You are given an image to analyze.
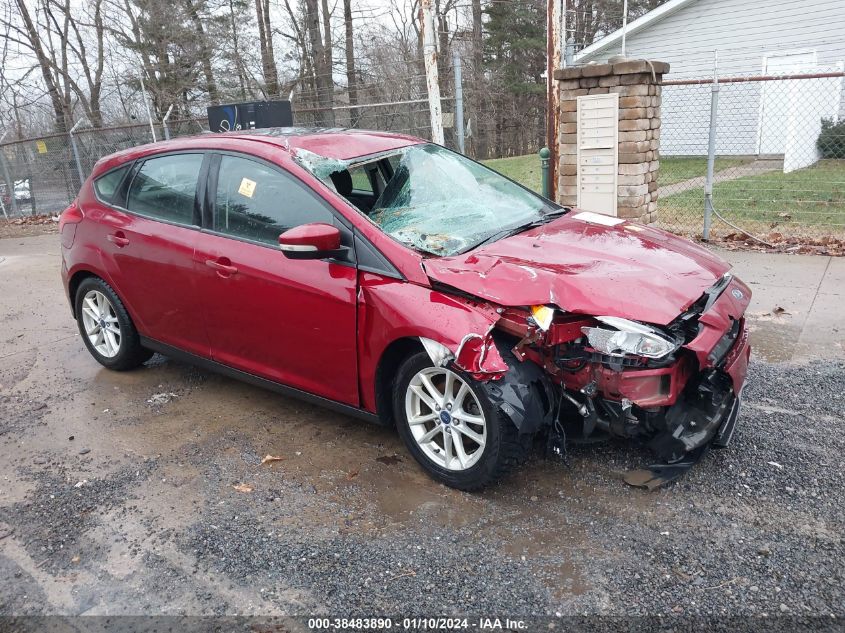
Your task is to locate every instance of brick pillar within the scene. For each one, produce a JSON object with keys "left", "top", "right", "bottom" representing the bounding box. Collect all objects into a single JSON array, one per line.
[{"left": 553, "top": 59, "right": 669, "bottom": 223}]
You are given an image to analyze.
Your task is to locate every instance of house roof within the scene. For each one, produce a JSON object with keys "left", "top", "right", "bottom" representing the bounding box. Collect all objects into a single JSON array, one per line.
[{"left": 574, "top": 0, "right": 699, "bottom": 63}]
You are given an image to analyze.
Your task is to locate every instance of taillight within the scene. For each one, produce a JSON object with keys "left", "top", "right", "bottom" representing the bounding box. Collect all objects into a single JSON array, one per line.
[{"left": 59, "top": 200, "right": 84, "bottom": 232}]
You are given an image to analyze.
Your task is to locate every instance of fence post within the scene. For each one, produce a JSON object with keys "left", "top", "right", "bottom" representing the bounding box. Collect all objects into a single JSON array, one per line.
[
  {"left": 0, "top": 131, "right": 19, "bottom": 217},
  {"left": 162, "top": 104, "right": 174, "bottom": 141},
  {"left": 68, "top": 119, "right": 86, "bottom": 191},
  {"left": 453, "top": 52, "right": 465, "bottom": 154},
  {"left": 540, "top": 147, "right": 551, "bottom": 199},
  {"left": 703, "top": 56, "right": 720, "bottom": 241}
]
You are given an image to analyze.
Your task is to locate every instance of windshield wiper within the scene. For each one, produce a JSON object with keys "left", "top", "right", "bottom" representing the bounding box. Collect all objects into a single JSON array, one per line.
[
  {"left": 462, "top": 207, "right": 566, "bottom": 254},
  {"left": 463, "top": 218, "right": 546, "bottom": 253}
]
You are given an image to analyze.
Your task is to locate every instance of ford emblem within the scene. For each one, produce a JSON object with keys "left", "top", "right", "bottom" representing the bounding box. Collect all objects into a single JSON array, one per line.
[{"left": 731, "top": 288, "right": 743, "bottom": 300}]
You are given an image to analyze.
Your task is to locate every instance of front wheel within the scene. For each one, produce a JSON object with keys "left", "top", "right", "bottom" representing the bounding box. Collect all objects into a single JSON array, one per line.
[
  {"left": 393, "top": 352, "right": 530, "bottom": 491},
  {"left": 75, "top": 277, "right": 152, "bottom": 371}
]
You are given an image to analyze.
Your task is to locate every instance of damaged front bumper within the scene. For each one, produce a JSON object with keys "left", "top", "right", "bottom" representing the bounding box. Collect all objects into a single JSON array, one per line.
[
  {"left": 456, "top": 274, "right": 750, "bottom": 479},
  {"left": 418, "top": 273, "right": 751, "bottom": 487}
]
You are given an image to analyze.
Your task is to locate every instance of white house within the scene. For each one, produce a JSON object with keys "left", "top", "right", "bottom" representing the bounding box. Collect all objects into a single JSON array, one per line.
[{"left": 574, "top": 0, "right": 845, "bottom": 170}]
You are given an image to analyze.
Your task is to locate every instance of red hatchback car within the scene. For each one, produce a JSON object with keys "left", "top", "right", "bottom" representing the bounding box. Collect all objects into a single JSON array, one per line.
[{"left": 60, "top": 129, "right": 751, "bottom": 490}]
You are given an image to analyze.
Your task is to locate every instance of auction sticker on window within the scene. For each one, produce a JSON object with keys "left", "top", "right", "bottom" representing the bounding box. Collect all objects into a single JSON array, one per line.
[{"left": 238, "top": 177, "right": 257, "bottom": 198}]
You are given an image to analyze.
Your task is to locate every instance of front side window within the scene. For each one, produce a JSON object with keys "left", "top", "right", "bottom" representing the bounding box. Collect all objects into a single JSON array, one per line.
[
  {"left": 126, "top": 154, "right": 203, "bottom": 224},
  {"left": 213, "top": 155, "right": 334, "bottom": 245}
]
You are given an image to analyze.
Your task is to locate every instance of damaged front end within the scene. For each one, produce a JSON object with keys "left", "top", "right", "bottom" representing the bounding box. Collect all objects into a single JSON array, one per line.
[{"left": 432, "top": 273, "right": 752, "bottom": 488}]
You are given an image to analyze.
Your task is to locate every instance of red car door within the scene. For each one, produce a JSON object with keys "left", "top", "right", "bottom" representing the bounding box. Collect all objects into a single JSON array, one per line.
[
  {"left": 92, "top": 152, "right": 209, "bottom": 357},
  {"left": 193, "top": 153, "right": 359, "bottom": 405}
]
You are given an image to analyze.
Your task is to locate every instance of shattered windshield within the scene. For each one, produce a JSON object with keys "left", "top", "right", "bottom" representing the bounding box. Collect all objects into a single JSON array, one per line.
[{"left": 297, "top": 143, "right": 560, "bottom": 257}]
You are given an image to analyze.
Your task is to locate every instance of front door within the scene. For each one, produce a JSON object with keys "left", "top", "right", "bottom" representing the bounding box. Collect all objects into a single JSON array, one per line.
[{"left": 193, "top": 153, "right": 359, "bottom": 405}]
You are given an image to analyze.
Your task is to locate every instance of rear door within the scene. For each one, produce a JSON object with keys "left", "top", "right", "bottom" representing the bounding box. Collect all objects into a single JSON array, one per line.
[
  {"left": 193, "top": 153, "right": 359, "bottom": 404},
  {"left": 95, "top": 152, "right": 210, "bottom": 357}
]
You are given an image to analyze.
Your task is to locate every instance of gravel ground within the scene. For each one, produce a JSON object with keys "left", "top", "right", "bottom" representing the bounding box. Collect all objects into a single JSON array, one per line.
[
  {"left": 0, "top": 235, "right": 843, "bottom": 623},
  {"left": 1, "top": 359, "right": 843, "bottom": 619}
]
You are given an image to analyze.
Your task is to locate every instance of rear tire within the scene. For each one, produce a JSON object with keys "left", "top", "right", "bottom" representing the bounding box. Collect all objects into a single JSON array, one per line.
[
  {"left": 75, "top": 277, "right": 152, "bottom": 371},
  {"left": 393, "top": 351, "right": 530, "bottom": 491}
]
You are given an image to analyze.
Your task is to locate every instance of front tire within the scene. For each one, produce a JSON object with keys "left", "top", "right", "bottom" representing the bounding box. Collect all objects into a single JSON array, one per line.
[
  {"left": 75, "top": 277, "right": 152, "bottom": 371},
  {"left": 393, "top": 351, "right": 530, "bottom": 491}
]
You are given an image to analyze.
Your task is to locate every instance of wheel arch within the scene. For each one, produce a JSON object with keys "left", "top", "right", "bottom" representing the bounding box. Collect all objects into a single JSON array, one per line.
[
  {"left": 374, "top": 336, "right": 425, "bottom": 427},
  {"left": 68, "top": 270, "right": 140, "bottom": 334},
  {"left": 68, "top": 269, "right": 100, "bottom": 319}
]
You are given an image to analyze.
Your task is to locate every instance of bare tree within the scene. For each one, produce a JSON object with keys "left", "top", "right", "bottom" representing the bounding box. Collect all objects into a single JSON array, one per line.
[
  {"left": 255, "top": 0, "right": 279, "bottom": 96},
  {"left": 304, "top": 0, "right": 334, "bottom": 125},
  {"left": 185, "top": 0, "right": 220, "bottom": 105},
  {"left": 7, "top": 0, "right": 68, "bottom": 131}
]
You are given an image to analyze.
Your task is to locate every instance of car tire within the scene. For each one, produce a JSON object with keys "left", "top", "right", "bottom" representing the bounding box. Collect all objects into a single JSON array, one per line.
[
  {"left": 75, "top": 277, "right": 153, "bottom": 371},
  {"left": 393, "top": 351, "right": 530, "bottom": 491}
]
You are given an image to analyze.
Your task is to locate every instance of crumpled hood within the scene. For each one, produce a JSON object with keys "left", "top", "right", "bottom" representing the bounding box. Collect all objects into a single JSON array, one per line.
[{"left": 423, "top": 212, "right": 732, "bottom": 326}]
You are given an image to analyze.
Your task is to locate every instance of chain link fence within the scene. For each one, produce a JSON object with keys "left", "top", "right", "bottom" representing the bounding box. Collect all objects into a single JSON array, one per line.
[
  {"left": 658, "top": 69, "right": 845, "bottom": 243},
  {"left": 0, "top": 94, "right": 463, "bottom": 220},
  {"left": 0, "top": 118, "right": 207, "bottom": 219}
]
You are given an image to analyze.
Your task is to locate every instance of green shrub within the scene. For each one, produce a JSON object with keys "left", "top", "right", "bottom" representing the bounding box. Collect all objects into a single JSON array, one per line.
[{"left": 817, "top": 118, "right": 845, "bottom": 159}]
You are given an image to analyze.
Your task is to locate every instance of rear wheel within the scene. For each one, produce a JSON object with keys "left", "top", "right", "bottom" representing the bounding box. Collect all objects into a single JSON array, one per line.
[
  {"left": 75, "top": 277, "right": 152, "bottom": 370},
  {"left": 393, "top": 352, "right": 530, "bottom": 490}
]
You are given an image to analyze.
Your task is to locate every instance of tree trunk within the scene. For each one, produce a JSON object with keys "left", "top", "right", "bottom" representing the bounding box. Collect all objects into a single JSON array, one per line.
[
  {"left": 304, "top": 0, "right": 334, "bottom": 125},
  {"left": 343, "top": 0, "right": 358, "bottom": 127},
  {"left": 15, "top": 0, "right": 67, "bottom": 131},
  {"left": 255, "top": 0, "right": 279, "bottom": 96}
]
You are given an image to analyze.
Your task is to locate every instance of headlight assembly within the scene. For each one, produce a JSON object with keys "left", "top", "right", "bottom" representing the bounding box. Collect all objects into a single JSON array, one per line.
[{"left": 581, "top": 316, "right": 680, "bottom": 359}]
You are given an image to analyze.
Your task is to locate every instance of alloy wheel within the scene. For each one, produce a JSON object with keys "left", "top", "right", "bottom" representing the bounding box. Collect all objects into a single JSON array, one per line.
[
  {"left": 80, "top": 290, "right": 122, "bottom": 358},
  {"left": 405, "top": 367, "right": 487, "bottom": 471}
]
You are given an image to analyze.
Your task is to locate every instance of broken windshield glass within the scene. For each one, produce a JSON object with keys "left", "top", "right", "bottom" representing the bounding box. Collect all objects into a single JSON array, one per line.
[{"left": 299, "top": 143, "right": 559, "bottom": 257}]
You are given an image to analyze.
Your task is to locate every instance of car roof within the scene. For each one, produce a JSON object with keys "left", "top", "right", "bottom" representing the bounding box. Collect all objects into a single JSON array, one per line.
[
  {"left": 99, "top": 127, "right": 423, "bottom": 170},
  {"left": 227, "top": 127, "right": 423, "bottom": 160}
]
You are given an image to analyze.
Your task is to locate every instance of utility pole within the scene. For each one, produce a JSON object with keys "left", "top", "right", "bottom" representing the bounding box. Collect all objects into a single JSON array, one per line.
[
  {"left": 421, "top": 0, "right": 444, "bottom": 145},
  {"left": 546, "top": 0, "right": 565, "bottom": 200},
  {"left": 453, "top": 52, "right": 465, "bottom": 154}
]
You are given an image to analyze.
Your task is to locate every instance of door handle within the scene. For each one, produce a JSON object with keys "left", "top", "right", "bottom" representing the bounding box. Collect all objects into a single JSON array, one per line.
[
  {"left": 205, "top": 258, "right": 239, "bottom": 276},
  {"left": 107, "top": 232, "right": 130, "bottom": 247}
]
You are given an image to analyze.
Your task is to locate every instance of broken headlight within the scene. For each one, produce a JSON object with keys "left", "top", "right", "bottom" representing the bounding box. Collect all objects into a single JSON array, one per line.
[{"left": 581, "top": 316, "right": 680, "bottom": 359}]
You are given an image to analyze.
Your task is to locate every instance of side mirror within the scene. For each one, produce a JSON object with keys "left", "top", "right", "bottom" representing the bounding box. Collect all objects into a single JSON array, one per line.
[{"left": 278, "top": 222, "right": 344, "bottom": 260}]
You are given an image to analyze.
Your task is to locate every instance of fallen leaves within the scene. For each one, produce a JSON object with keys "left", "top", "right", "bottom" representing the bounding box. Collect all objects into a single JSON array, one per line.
[
  {"left": 8, "top": 214, "right": 58, "bottom": 226},
  {"left": 232, "top": 483, "right": 254, "bottom": 493},
  {"left": 718, "top": 232, "right": 845, "bottom": 256}
]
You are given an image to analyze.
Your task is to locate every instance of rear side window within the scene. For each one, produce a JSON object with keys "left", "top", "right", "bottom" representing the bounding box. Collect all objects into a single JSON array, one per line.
[
  {"left": 126, "top": 154, "right": 203, "bottom": 224},
  {"left": 213, "top": 155, "right": 334, "bottom": 245},
  {"left": 94, "top": 166, "right": 129, "bottom": 203}
]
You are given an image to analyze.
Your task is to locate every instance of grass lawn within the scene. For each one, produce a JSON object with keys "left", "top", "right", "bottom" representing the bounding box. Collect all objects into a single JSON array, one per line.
[
  {"left": 658, "top": 156, "right": 753, "bottom": 186},
  {"left": 483, "top": 154, "right": 542, "bottom": 193},
  {"left": 660, "top": 159, "right": 845, "bottom": 237},
  {"left": 484, "top": 153, "right": 845, "bottom": 239},
  {"left": 483, "top": 154, "right": 753, "bottom": 192}
]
